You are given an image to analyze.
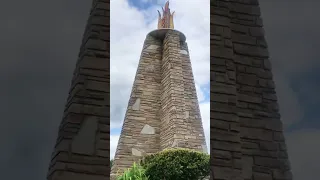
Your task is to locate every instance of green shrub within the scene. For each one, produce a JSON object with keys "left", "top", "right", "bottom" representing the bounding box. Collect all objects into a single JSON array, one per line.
[
  {"left": 117, "top": 162, "right": 149, "bottom": 180},
  {"left": 140, "top": 148, "right": 210, "bottom": 180}
]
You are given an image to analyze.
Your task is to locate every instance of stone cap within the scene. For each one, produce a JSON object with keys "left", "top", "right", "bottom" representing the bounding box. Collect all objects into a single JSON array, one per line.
[{"left": 148, "top": 28, "right": 186, "bottom": 42}]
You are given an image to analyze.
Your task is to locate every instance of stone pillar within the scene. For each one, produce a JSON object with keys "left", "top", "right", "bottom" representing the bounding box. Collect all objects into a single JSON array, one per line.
[
  {"left": 46, "top": 1, "right": 110, "bottom": 180},
  {"left": 159, "top": 30, "right": 186, "bottom": 150},
  {"left": 112, "top": 29, "right": 207, "bottom": 177},
  {"left": 181, "top": 41, "right": 207, "bottom": 152},
  {"left": 211, "top": 1, "right": 242, "bottom": 179},
  {"left": 111, "top": 34, "right": 163, "bottom": 176},
  {"left": 211, "top": 0, "right": 293, "bottom": 180},
  {"left": 160, "top": 30, "right": 207, "bottom": 151}
]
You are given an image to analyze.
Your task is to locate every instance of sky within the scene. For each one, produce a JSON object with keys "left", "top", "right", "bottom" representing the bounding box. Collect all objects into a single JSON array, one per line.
[
  {"left": 110, "top": 0, "right": 211, "bottom": 160},
  {"left": 0, "top": 0, "right": 318, "bottom": 180},
  {"left": 259, "top": 2, "right": 320, "bottom": 179}
]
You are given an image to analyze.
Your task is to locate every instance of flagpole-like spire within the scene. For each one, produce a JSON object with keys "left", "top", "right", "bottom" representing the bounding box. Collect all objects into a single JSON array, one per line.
[{"left": 157, "top": 0, "right": 175, "bottom": 29}]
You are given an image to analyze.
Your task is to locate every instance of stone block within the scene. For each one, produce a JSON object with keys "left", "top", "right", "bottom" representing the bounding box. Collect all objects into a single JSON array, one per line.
[
  {"left": 180, "top": 49, "right": 188, "bottom": 55},
  {"left": 132, "top": 98, "right": 141, "bottom": 110},
  {"left": 132, "top": 148, "right": 144, "bottom": 157},
  {"left": 146, "top": 44, "right": 160, "bottom": 50},
  {"left": 140, "top": 124, "right": 155, "bottom": 134},
  {"left": 240, "top": 127, "right": 273, "bottom": 141},
  {"left": 71, "top": 117, "right": 98, "bottom": 155}
]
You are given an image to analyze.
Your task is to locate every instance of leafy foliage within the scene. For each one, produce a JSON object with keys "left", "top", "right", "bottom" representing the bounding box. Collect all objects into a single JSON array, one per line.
[
  {"left": 117, "top": 162, "right": 149, "bottom": 180},
  {"left": 140, "top": 148, "right": 210, "bottom": 180}
]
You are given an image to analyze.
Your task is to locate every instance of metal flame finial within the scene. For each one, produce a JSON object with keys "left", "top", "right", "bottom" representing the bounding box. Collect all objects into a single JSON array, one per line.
[{"left": 157, "top": 1, "right": 175, "bottom": 29}]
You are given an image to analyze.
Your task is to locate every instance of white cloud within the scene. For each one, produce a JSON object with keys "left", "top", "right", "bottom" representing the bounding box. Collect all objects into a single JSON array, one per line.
[{"left": 110, "top": 0, "right": 210, "bottom": 159}]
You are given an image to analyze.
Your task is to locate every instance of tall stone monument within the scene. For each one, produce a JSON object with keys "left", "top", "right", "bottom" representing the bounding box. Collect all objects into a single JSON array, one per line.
[
  {"left": 111, "top": 1, "right": 207, "bottom": 176},
  {"left": 211, "top": 0, "right": 293, "bottom": 180},
  {"left": 46, "top": 1, "right": 110, "bottom": 180}
]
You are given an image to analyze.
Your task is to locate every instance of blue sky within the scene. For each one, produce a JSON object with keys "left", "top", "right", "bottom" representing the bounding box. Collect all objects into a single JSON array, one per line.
[{"left": 128, "top": 0, "right": 155, "bottom": 9}]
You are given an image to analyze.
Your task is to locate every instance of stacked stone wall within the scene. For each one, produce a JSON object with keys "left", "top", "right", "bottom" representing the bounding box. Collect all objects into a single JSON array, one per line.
[
  {"left": 211, "top": 0, "right": 293, "bottom": 179},
  {"left": 160, "top": 31, "right": 187, "bottom": 149},
  {"left": 112, "top": 30, "right": 207, "bottom": 176},
  {"left": 111, "top": 34, "right": 163, "bottom": 176},
  {"left": 180, "top": 41, "right": 207, "bottom": 152}
]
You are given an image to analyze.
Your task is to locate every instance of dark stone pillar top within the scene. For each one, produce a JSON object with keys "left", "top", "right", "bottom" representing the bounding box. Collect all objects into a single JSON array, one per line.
[{"left": 148, "top": 28, "right": 186, "bottom": 42}]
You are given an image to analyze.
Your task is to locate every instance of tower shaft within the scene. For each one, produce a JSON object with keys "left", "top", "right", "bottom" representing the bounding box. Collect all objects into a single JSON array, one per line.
[
  {"left": 111, "top": 30, "right": 207, "bottom": 176},
  {"left": 211, "top": 0, "right": 292, "bottom": 180}
]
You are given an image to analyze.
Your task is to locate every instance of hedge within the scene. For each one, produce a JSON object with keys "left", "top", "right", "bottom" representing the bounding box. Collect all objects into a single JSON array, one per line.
[{"left": 140, "top": 148, "right": 210, "bottom": 180}]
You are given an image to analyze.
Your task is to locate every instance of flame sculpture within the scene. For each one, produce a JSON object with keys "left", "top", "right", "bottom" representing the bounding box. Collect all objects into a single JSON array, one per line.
[{"left": 157, "top": 1, "right": 175, "bottom": 29}]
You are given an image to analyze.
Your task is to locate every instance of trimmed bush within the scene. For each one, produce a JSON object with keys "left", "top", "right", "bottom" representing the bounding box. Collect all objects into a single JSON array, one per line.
[
  {"left": 117, "top": 162, "right": 149, "bottom": 180},
  {"left": 140, "top": 148, "right": 210, "bottom": 180}
]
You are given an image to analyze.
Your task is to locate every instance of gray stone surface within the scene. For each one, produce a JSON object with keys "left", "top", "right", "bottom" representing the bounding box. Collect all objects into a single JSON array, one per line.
[
  {"left": 211, "top": 0, "right": 293, "bottom": 180},
  {"left": 111, "top": 34, "right": 163, "bottom": 175}
]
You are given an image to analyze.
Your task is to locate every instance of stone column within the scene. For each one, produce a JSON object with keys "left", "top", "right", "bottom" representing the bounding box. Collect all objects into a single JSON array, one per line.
[
  {"left": 112, "top": 29, "right": 208, "bottom": 178},
  {"left": 46, "top": 1, "right": 110, "bottom": 180},
  {"left": 111, "top": 34, "right": 163, "bottom": 177},
  {"left": 160, "top": 30, "right": 207, "bottom": 152},
  {"left": 211, "top": 0, "right": 293, "bottom": 180},
  {"left": 211, "top": 1, "right": 243, "bottom": 180},
  {"left": 160, "top": 30, "right": 186, "bottom": 150},
  {"left": 181, "top": 41, "right": 207, "bottom": 152},
  {"left": 230, "top": 1, "right": 293, "bottom": 180}
]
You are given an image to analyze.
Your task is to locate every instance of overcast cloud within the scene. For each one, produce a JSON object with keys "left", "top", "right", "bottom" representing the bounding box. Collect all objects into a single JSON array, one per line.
[
  {"left": 0, "top": 0, "right": 318, "bottom": 180},
  {"left": 260, "top": 1, "right": 320, "bottom": 179}
]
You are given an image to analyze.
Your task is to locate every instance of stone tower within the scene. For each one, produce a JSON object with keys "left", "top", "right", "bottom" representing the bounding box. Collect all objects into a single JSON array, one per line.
[
  {"left": 211, "top": 0, "right": 293, "bottom": 180},
  {"left": 111, "top": 1, "right": 207, "bottom": 176},
  {"left": 46, "top": 1, "right": 110, "bottom": 180}
]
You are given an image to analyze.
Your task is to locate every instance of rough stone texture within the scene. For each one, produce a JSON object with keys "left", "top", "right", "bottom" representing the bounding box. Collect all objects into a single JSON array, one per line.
[
  {"left": 46, "top": 0, "right": 110, "bottom": 180},
  {"left": 110, "top": 34, "right": 163, "bottom": 177},
  {"left": 211, "top": 0, "right": 293, "bottom": 180},
  {"left": 180, "top": 40, "right": 207, "bottom": 151},
  {"left": 111, "top": 29, "right": 207, "bottom": 176}
]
